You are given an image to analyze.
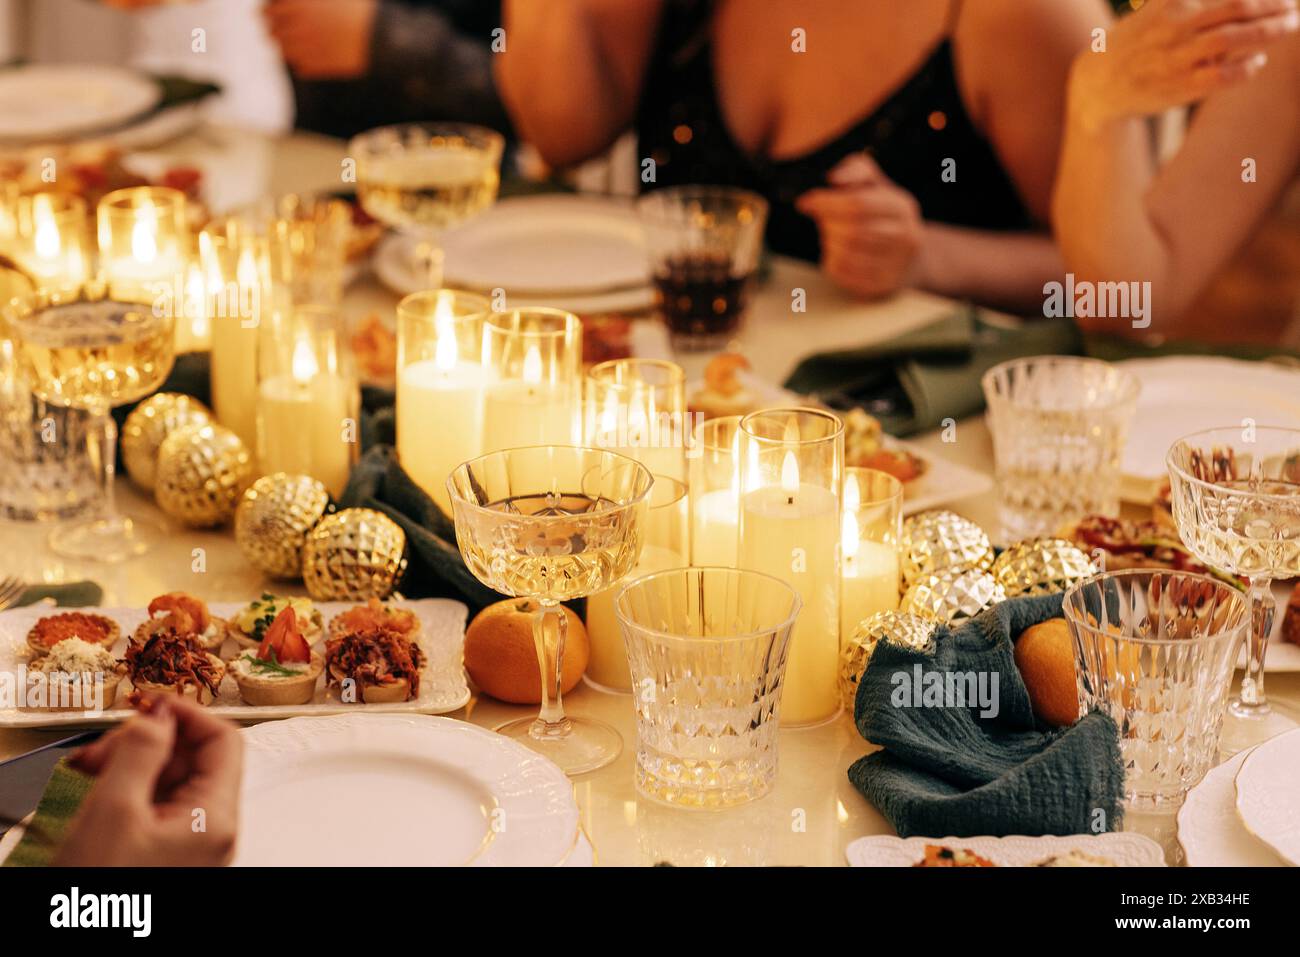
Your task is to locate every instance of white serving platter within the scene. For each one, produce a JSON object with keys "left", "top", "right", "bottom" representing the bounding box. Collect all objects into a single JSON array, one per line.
[
  {"left": 846, "top": 832, "right": 1167, "bottom": 867},
  {"left": 0, "top": 598, "right": 470, "bottom": 729}
]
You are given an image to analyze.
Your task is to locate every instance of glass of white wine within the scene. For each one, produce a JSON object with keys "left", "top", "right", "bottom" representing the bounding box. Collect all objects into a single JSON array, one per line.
[
  {"left": 4, "top": 282, "right": 175, "bottom": 560},
  {"left": 447, "top": 446, "right": 653, "bottom": 775},
  {"left": 348, "top": 123, "right": 504, "bottom": 290},
  {"left": 1167, "top": 427, "right": 1300, "bottom": 754}
]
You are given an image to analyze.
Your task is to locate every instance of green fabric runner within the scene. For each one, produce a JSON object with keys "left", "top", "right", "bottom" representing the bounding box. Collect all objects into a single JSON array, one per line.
[
  {"left": 784, "top": 308, "right": 1300, "bottom": 437},
  {"left": 2, "top": 760, "right": 93, "bottom": 868},
  {"left": 848, "top": 594, "right": 1126, "bottom": 838}
]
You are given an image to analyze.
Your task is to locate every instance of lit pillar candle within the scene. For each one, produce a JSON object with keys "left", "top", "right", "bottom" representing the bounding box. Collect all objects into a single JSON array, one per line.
[
  {"left": 207, "top": 232, "right": 264, "bottom": 452},
  {"left": 481, "top": 309, "right": 581, "bottom": 455},
  {"left": 97, "top": 188, "right": 186, "bottom": 305},
  {"left": 585, "top": 475, "right": 689, "bottom": 692},
  {"left": 256, "top": 308, "right": 358, "bottom": 498},
  {"left": 14, "top": 194, "right": 88, "bottom": 285},
  {"left": 585, "top": 358, "right": 688, "bottom": 483},
  {"left": 738, "top": 408, "right": 844, "bottom": 727},
  {"left": 396, "top": 289, "right": 490, "bottom": 515},
  {"left": 690, "top": 417, "right": 743, "bottom": 567},
  {"left": 839, "top": 467, "right": 903, "bottom": 642}
]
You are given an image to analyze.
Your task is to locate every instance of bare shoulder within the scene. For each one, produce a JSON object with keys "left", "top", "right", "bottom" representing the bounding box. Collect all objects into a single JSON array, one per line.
[{"left": 957, "top": 0, "right": 1109, "bottom": 62}]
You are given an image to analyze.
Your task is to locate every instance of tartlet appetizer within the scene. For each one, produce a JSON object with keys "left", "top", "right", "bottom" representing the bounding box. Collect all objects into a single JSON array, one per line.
[
  {"left": 913, "top": 845, "right": 997, "bottom": 867},
  {"left": 24, "top": 637, "right": 127, "bottom": 712},
  {"left": 133, "top": 592, "right": 235, "bottom": 654},
  {"left": 1035, "top": 850, "right": 1116, "bottom": 867},
  {"left": 26, "top": 612, "right": 120, "bottom": 659},
  {"left": 325, "top": 627, "right": 426, "bottom": 704},
  {"left": 230, "top": 593, "right": 323, "bottom": 649},
  {"left": 228, "top": 607, "right": 325, "bottom": 706},
  {"left": 328, "top": 597, "right": 420, "bottom": 643},
  {"left": 124, "top": 630, "right": 226, "bottom": 705}
]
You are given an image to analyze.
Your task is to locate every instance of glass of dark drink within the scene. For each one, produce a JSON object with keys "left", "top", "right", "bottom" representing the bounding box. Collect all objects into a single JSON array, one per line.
[{"left": 637, "top": 187, "right": 768, "bottom": 351}]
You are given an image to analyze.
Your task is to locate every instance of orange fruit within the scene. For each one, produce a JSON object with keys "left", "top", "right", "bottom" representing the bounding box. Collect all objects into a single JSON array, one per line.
[
  {"left": 1014, "top": 618, "right": 1080, "bottom": 728},
  {"left": 464, "top": 599, "right": 589, "bottom": 704}
]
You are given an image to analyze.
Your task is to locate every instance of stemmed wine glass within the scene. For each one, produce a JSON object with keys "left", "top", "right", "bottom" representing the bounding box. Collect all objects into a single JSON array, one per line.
[
  {"left": 1166, "top": 426, "right": 1300, "bottom": 754},
  {"left": 447, "top": 446, "right": 652, "bottom": 774},
  {"left": 5, "top": 281, "right": 175, "bottom": 560},
  {"left": 349, "top": 123, "right": 504, "bottom": 291}
]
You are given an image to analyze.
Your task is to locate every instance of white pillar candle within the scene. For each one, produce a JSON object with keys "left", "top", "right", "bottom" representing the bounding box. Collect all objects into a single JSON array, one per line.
[
  {"left": 482, "top": 346, "right": 576, "bottom": 452},
  {"left": 584, "top": 544, "right": 681, "bottom": 691},
  {"left": 841, "top": 537, "right": 900, "bottom": 639},
  {"left": 398, "top": 357, "right": 485, "bottom": 515},
  {"left": 209, "top": 247, "right": 263, "bottom": 452},
  {"left": 739, "top": 453, "right": 840, "bottom": 725},
  {"left": 692, "top": 486, "right": 739, "bottom": 567},
  {"left": 257, "top": 372, "right": 354, "bottom": 498}
]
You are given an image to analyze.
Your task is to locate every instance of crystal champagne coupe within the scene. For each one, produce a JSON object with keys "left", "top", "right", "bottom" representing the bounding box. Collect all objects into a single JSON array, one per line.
[
  {"left": 5, "top": 282, "right": 175, "bottom": 560},
  {"left": 1166, "top": 427, "right": 1300, "bottom": 753},
  {"left": 447, "top": 446, "right": 652, "bottom": 774},
  {"left": 349, "top": 123, "right": 504, "bottom": 290}
]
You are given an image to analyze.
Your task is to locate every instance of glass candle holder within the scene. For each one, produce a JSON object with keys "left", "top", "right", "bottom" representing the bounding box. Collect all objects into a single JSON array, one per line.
[
  {"left": 616, "top": 567, "right": 801, "bottom": 808},
  {"left": 739, "top": 407, "right": 843, "bottom": 727},
  {"left": 396, "top": 288, "right": 491, "bottom": 515},
  {"left": 8, "top": 193, "right": 89, "bottom": 287},
  {"left": 585, "top": 474, "right": 689, "bottom": 693},
  {"left": 690, "top": 415, "right": 742, "bottom": 567},
  {"left": 256, "top": 306, "right": 359, "bottom": 498},
  {"left": 202, "top": 218, "right": 273, "bottom": 452},
  {"left": 585, "top": 358, "right": 689, "bottom": 483},
  {"left": 97, "top": 186, "right": 188, "bottom": 304},
  {"left": 481, "top": 308, "right": 581, "bottom": 454},
  {"left": 637, "top": 185, "right": 768, "bottom": 351},
  {"left": 262, "top": 194, "right": 352, "bottom": 308},
  {"left": 840, "top": 467, "right": 903, "bottom": 645}
]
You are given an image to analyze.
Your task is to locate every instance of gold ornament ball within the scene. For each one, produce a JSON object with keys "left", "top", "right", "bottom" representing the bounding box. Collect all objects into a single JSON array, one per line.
[
  {"left": 840, "top": 610, "right": 938, "bottom": 709},
  {"left": 900, "top": 566, "right": 1007, "bottom": 623},
  {"left": 992, "top": 538, "right": 1096, "bottom": 597},
  {"left": 121, "top": 393, "right": 213, "bottom": 492},
  {"left": 302, "top": 508, "right": 407, "bottom": 602},
  {"left": 235, "top": 473, "right": 333, "bottom": 579},
  {"left": 154, "top": 422, "right": 254, "bottom": 528},
  {"left": 899, "top": 509, "right": 993, "bottom": 587}
]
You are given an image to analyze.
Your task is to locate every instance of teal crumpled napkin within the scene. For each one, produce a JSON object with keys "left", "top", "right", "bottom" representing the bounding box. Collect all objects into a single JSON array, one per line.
[
  {"left": 848, "top": 594, "right": 1125, "bottom": 838},
  {"left": 783, "top": 309, "right": 1083, "bottom": 437}
]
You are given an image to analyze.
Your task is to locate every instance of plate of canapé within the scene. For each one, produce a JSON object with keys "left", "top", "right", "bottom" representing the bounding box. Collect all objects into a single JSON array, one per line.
[{"left": 0, "top": 592, "right": 470, "bottom": 728}]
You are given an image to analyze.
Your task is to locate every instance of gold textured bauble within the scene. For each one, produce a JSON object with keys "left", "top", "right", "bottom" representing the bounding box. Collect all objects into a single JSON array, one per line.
[
  {"left": 154, "top": 423, "right": 254, "bottom": 528},
  {"left": 234, "top": 473, "right": 333, "bottom": 579},
  {"left": 121, "top": 393, "right": 213, "bottom": 492},
  {"left": 900, "top": 567, "right": 1007, "bottom": 623},
  {"left": 992, "top": 538, "right": 1096, "bottom": 597},
  {"left": 301, "top": 508, "right": 407, "bottom": 602},
  {"left": 899, "top": 509, "right": 993, "bottom": 587},
  {"left": 840, "top": 610, "right": 938, "bottom": 709}
]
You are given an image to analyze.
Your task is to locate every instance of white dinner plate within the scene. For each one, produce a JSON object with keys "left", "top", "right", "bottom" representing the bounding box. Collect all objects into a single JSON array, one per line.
[
  {"left": 846, "top": 832, "right": 1166, "bottom": 867},
  {"left": 440, "top": 194, "right": 650, "bottom": 294},
  {"left": 374, "top": 233, "right": 655, "bottom": 314},
  {"left": 1177, "top": 748, "right": 1285, "bottom": 867},
  {"left": 0, "top": 599, "right": 471, "bottom": 728},
  {"left": 1117, "top": 357, "right": 1300, "bottom": 503},
  {"left": 233, "top": 714, "right": 580, "bottom": 866},
  {"left": 0, "top": 65, "right": 161, "bottom": 143},
  {"left": 1234, "top": 726, "right": 1300, "bottom": 865}
]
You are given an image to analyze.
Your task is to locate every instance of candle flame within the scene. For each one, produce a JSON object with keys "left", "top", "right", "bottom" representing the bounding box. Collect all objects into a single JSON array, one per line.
[
  {"left": 32, "top": 195, "right": 60, "bottom": 260},
  {"left": 291, "top": 334, "right": 318, "bottom": 383},
  {"left": 781, "top": 450, "right": 800, "bottom": 496},
  {"left": 523, "top": 345, "right": 543, "bottom": 384},
  {"left": 236, "top": 246, "right": 260, "bottom": 288},
  {"left": 131, "top": 202, "right": 159, "bottom": 263},
  {"left": 185, "top": 262, "right": 209, "bottom": 338},
  {"left": 842, "top": 508, "right": 861, "bottom": 561},
  {"left": 433, "top": 296, "right": 459, "bottom": 372}
]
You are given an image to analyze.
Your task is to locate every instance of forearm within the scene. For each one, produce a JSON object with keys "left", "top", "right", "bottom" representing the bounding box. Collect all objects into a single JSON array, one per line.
[
  {"left": 496, "top": 0, "right": 658, "bottom": 168},
  {"left": 916, "top": 223, "right": 1065, "bottom": 315},
  {"left": 1051, "top": 57, "right": 1173, "bottom": 326}
]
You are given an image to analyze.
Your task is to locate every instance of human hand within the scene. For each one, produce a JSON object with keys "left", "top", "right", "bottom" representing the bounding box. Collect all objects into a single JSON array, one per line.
[
  {"left": 264, "top": 0, "right": 380, "bottom": 80},
  {"left": 1072, "top": 0, "right": 1300, "bottom": 125},
  {"left": 795, "top": 153, "right": 926, "bottom": 300},
  {"left": 53, "top": 696, "right": 243, "bottom": 867}
]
